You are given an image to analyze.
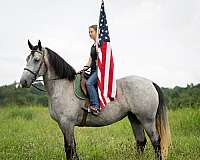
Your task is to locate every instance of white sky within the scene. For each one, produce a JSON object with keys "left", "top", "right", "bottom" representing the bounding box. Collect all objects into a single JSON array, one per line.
[{"left": 0, "top": 0, "right": 200, "bottom": 88}]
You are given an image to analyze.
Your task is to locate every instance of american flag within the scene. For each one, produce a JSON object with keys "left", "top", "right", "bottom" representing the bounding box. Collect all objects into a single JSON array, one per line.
[{"left": 97, "top": 0, "right": 117, "bottom": 109}]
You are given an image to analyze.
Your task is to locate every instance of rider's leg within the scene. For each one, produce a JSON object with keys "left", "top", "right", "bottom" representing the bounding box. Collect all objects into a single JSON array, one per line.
[{"left": 86, "top": 71, "right": 100, "bottom": 109}]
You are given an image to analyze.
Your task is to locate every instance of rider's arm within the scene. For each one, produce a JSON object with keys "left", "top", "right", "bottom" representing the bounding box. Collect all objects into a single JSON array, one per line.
[
  {"left": 83, "top": 57, "right": 92, "bottom": 70},
  {"left": 95, "top": 48, "right": 98, "bottom": 66}
]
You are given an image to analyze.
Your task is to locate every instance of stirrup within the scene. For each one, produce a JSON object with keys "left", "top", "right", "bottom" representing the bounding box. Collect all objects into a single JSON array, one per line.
[
  {"left": 81, "top": 106, "right": 91, "bottom": 113},
  {"left": 90, "top": 106, "right": 100, "bottom": 116}
]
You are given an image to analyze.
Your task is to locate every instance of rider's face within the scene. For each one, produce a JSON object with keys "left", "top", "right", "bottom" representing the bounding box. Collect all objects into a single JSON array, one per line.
[{"left": 89, "top": 28, "right": 97, "bottom": 41}]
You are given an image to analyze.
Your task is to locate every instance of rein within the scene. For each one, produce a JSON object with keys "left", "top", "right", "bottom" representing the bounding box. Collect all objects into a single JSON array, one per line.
[
  {"left": 31, "top": 78, "right": 62, "bottom": 92},
  {"left": 32, "top": 80, "right": 47, "bottom": 92}
]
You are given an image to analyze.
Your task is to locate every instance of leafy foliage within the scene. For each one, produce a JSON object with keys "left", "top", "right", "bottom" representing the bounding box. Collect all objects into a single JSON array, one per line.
[
  {"left": 0, "top": 82, "right": 48, "bottom": 106},
  {"left": 162, "top": 83, "right": 200, "bottom": 109}
]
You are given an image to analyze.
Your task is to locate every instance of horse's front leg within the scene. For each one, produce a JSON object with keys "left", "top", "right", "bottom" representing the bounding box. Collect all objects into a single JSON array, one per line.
[{"left": 59, "top": 122, "right": 78, "bottom": 160}]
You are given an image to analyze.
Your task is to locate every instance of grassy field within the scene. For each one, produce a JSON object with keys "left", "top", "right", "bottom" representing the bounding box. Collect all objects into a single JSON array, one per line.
[{"left": 0, "top": 106, "right": 200, "bottom": 160}]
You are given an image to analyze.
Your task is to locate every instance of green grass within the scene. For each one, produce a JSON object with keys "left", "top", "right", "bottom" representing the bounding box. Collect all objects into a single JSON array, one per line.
[{"left": 0, "top": 106, "right": 200, "bottom": 160}]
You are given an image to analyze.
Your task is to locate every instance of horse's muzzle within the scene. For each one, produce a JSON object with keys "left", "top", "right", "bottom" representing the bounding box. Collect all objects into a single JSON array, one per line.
[{"left": 20, "top": 79, "right": 28, "bottom": 88}]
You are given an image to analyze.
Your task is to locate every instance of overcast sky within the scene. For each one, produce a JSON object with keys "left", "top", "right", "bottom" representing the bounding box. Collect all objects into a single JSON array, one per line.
[{"left": 0, "top": 0, "right": 199, "bottom": 88}]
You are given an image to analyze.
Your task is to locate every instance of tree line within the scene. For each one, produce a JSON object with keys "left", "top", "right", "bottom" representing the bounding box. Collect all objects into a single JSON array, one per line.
[
  {"left": 162, "top": 83, "right": 200, "bottom": 109},
  {"left": 0, "top": 82, "right": 199, "bottom": 109},
  {"left": 0, "top": 82, "right": 48, "bottom": 107}
]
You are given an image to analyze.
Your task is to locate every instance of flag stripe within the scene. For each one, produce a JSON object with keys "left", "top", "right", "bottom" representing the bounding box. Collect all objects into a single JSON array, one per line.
[
  {"left": 103, "top": 42, "right": 111, "bottom": 97},
  {"left": 100, "top": 41, "right": 107, "bottom": 96},
  {"left": 98, "top": 87, "right": 106, "bottom": 108},
  {"left": 108, "top": 51, "right": 114, "bottom": 97},
  {"left": 111, "top": 72, "right": 117, "bottom": 97}
]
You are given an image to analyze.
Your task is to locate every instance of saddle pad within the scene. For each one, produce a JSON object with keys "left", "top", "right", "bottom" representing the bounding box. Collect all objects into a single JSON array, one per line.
[{"left": 74, "top": 74, "right": 88, "bottom": 100}]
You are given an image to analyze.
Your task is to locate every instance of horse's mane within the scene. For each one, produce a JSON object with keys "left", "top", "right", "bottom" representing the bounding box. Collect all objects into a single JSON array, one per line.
[{"left": 46, "top": 47, "right": 76, "bottom": 81}]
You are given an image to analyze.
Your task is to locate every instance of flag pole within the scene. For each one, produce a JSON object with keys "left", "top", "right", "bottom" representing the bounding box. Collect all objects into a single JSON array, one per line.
[
  {"left": 96, "top": 0, "right": 104, "bottom": 46},
  {"left": 95, "top": 0, "right": 102, "bottom": 49}
]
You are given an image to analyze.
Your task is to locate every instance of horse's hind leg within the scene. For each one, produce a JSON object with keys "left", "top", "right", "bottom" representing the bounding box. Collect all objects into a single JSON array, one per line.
[
  {"left": 142, "top": 120, "right": 161, "bottom": 160},
  {"left": 128, "top": 112, "right": 147, "bottom": 153}
]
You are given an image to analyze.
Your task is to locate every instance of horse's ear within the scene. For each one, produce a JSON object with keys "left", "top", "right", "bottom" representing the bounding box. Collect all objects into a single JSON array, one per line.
[
  {"left": 38, "top": 40, "right": 42, "bottom": 51},
  {"left": 28, "top": 40, "right": 33, "bottom": 50}
]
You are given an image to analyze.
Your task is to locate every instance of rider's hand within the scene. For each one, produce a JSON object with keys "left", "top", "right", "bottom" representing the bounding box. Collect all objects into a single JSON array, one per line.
[
  {"left": 83, "top": 66, "right": 89, "bottom": 71},
  {"left": 77, "top": 70, "right": 82, "bottom": 74}
]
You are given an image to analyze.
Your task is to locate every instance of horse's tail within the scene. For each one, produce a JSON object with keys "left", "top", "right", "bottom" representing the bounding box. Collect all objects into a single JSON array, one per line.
[{"left": 153, "top": 82, "right": 171, "bottom": 159}]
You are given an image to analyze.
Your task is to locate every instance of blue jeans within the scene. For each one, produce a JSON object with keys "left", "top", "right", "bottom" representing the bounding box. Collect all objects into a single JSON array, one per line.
[{"left": 86, "top": 71, "right": 100, "bottom": 108}]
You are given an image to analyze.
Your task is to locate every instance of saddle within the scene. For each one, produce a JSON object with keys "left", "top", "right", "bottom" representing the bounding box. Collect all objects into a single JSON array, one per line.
[
  {"left": 80, "top": 71, "right": 90, "bottom": 97},
  {"left": 74, "top": 71, "right": 91, "bottom": 102},
  {"left": 74, "top": 71, "right": 91, "bottom": 126},
  {"left": 79, "top": 71, "right": 98, "bottom": 100},
  {"left": 74, "top": 71, "right": 90, "bottom": 100}
]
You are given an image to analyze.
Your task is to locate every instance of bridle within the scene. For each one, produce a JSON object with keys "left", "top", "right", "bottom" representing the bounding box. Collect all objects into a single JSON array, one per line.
[
  {"left": 23, "top": 50, "right": 47, "bottom": 92},
  {"left": 24, "top": 50, "right": 46, "bottom": 82}
]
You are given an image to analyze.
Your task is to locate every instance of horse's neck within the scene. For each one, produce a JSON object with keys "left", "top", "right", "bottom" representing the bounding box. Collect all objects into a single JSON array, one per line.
[
  {"left": 43, "top": 74, "right": 79, "bottom": 123},
  {"left": 43, "top": 72, "right": 73, "bottom": 98}
]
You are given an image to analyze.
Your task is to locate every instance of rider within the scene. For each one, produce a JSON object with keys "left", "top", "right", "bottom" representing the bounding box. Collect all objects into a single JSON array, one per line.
[{"left": 82, "top": 25, "right": 100, "bottom": 115}]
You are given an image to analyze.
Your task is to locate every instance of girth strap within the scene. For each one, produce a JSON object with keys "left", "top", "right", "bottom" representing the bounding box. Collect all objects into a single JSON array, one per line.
[
  {"left": 80, "top": 111, "right": 88, "bottom": 127},
  {"left": 80, "top": 100, "right": 90, "bottom": 126}
]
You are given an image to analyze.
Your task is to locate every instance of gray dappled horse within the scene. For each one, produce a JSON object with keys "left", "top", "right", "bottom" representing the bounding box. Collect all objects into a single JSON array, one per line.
[{"left": 20, "top": 40, "right": 171, "bottom": 160}]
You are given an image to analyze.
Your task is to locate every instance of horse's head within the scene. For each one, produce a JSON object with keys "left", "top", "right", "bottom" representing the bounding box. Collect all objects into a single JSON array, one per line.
[{"left": 20, "top": 40, "right": 47, "bottom": 88}]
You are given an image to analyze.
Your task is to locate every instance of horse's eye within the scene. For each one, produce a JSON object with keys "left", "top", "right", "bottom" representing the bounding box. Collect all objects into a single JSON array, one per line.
[{"left": 34, "top": 58, "right": 40, "bottom": 63}]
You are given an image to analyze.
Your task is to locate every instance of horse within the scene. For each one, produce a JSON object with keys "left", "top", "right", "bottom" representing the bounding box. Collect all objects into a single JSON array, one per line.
[{"left": 20, "top": 40, "right": 171, "bottom": 160}]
